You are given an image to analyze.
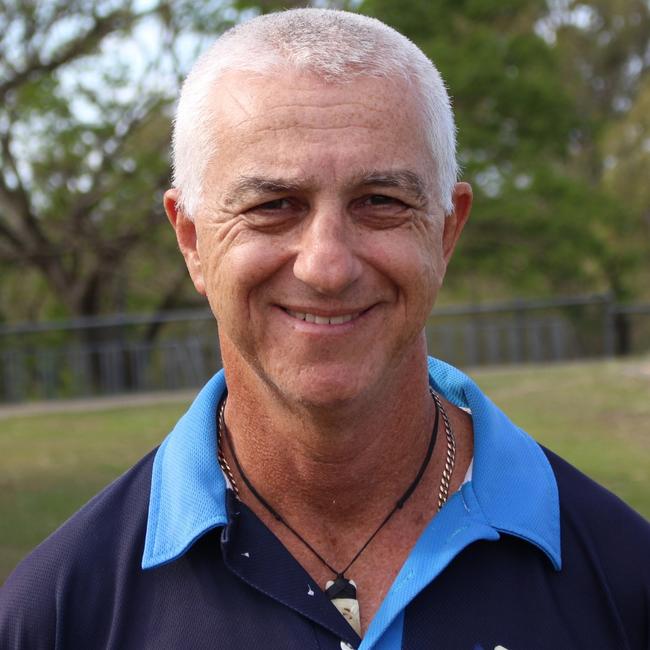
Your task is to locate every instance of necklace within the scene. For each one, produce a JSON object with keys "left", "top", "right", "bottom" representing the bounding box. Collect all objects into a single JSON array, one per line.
[{"left": 216, "top": 388, "right": 456, "bottom": 634}]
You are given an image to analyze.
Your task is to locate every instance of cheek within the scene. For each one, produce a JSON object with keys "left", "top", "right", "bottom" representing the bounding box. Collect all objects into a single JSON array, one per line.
[
  {"left": 377, "top": 227, "right": 442, "bottom": 295},
  {"left": 414, "top": 254, "right": 442, "bottom": 309},
  {"left": 206, "top": 240, "right": 291, "bottom": 313},
  {"left": 419, "top": 221, "right": 446, "bottom": 289},
  {"left": 402, "top": 245, "right": 445, "bottom": 321}
]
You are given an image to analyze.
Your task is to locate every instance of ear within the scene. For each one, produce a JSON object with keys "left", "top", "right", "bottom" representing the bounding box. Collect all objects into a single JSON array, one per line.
[
  {"left": 442, "top": 182, "right": 472, "bottom": 265},
  {"left": 164, "top": 188, "right": 206, "bottom": 296}
]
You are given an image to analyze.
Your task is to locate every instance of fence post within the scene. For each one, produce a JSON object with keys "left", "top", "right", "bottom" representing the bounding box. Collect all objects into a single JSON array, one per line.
[{"left": 602, "top": 293, "right": 616, "bottom": 357}]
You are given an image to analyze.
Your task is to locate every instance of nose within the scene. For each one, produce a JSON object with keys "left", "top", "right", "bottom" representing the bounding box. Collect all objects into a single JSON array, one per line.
[{"left": 292, "top": 207, "right": 362, "bottom": 296}]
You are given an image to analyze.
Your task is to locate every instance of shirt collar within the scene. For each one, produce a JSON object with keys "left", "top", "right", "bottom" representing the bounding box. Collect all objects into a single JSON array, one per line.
[
  {"left": 142, "top": 358, "right": 561, "bottom": 570},
  {"left": 142, "top": 372, "right": 228, "bottom": 568},
  {"left": 427, "top": 357, "right": 561, "bottom": 569}
]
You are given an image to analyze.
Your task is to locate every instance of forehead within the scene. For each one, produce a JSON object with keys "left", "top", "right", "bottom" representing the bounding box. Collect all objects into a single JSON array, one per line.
[
  {"left": 213, "top": 69, "right": 417, "bottom": 127},
  {"left": 202, "top": 69, "right": 434, "bottom": 195}
]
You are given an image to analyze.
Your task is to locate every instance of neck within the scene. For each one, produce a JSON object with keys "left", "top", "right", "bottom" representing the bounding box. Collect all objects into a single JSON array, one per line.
[{"left": 220, "top": 341, "right": 436, "bottom": 526}]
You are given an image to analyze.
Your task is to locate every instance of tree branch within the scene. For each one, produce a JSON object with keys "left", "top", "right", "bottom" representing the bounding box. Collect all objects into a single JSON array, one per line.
[
  {"left": 69, "top": 98, "right": 168, "bottom": 232},
  {"left": 0, "top": 211, "right": 25, "bottom": 252},
  {"left": 0, "top": 7, "right": 147, "bottom": 101},
  {"left": 0, "top": 127, "right": 53, "bottom": 253},
  {"left": 145, "top": 268, "right": 194, "bottom": 342},
  {"left": 0, "top": 128, "right": 32, "bottom": 221}
]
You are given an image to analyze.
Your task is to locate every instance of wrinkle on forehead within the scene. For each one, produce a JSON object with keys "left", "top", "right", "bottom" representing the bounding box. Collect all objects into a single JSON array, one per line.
[
  {"left": 221, "top": 82, "right": 254, "bottom": 120},
  {"left": 228, "top": 103, "right": 391, "bottom": 134},
  {"left": 214, "top": 70, "right": 408, "bottom": 130}
]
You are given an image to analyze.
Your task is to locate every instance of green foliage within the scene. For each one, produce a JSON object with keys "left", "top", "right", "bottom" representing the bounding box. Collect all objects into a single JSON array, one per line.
[
  {"left": 598, "top": 76, "right": 650, "bottom": 299},
  {"left": 0, "top": 0, "right": 237, "bottom": 323},
  {"left": 453, "top": 171, "right": 620, "bottom": 295},
  {"left": 548, "top": 0, "right": 650, "bottom": 299}
]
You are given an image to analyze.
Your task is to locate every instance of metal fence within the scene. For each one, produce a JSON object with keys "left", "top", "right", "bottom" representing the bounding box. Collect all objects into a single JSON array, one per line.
[{"left": 1, "top": 294, "right": 648, "bottom": 403}]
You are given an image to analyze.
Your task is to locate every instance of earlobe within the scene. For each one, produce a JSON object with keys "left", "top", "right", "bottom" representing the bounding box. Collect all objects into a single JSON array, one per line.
[
  {"left": 442, "top": 182, "right": 472, "bottom": 263},
  {"left": 163, "top": 188, "right": 207, "bottom": 296}
]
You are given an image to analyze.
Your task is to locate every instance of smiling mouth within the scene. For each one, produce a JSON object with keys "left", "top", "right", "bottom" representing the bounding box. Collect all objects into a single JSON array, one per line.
[{"left": 283, "top": 308, "right": 363, "bottom": 325}]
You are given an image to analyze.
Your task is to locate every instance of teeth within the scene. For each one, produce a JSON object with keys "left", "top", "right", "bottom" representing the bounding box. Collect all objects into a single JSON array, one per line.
[{"left": 285, "top": 309, "right": 359, "bottom": 325}]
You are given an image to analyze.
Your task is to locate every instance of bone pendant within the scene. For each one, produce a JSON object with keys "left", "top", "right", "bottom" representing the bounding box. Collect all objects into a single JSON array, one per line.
[{"left": 325, "top": 579, "right": 361, "bottom": 636}]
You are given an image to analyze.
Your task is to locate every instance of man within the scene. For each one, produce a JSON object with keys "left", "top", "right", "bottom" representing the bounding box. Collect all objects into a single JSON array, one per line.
[{"left": 1, "top": 8, "right": 648, "bottom": 650}]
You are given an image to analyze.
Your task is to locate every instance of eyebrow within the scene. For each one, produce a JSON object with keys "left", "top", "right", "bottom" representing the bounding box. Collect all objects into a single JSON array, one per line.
[
  {"left": 222, "top": 177, "right": 307, "bottom": 208},
  {"left": 221, "top": 169, "right": 429, "bottom": 207},
  {"left": 356, "top": 170, "right": 429, "bottom": 205}
]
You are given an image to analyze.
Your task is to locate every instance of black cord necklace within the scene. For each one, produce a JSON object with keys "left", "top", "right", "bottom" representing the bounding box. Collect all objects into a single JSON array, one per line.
[{"left": 216, "top": 387, "right": 450, "bottom": 635}]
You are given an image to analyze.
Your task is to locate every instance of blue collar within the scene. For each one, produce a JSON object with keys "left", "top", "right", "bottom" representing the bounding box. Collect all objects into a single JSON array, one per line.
[
  {"left": 142, "top": 358, "right": 561, "bottom": 571},
  {"left": 425, "top": 358, "right": 561, "bottom": 569}
]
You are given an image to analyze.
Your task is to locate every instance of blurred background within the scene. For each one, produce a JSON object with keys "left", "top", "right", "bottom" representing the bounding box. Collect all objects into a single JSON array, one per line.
[
  {"left": 1, "top": 0, "right": 650, "bottom": 399},
  {"left": 0, "top": 0, "right": 648, "bottom": 579}
]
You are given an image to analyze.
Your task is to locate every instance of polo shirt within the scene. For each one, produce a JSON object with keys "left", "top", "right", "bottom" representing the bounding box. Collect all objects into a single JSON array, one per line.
[{"left": 1, "top": 358, "right": 648, "bottom": 649}]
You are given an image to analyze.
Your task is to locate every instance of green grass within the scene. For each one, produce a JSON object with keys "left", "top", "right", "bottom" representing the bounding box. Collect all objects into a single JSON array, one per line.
[{"left": 1, "top": 358, "right": 649, "bottom": 583}]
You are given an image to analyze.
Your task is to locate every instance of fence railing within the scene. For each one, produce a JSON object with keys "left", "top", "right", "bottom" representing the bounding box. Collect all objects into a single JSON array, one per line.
[{"left": 1, "top": 293, "right": 648, "bottom": 403}]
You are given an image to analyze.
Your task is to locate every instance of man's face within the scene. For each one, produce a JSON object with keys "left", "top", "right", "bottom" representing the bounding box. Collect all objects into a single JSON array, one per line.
[{"left": 166, "top": 70, "right": 471, "bottom": 407}]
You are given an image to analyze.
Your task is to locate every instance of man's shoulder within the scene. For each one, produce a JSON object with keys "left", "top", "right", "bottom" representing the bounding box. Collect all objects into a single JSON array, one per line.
[
  {"left": 4, "top": 446, "right": 156, "bottom": 580},
  {"left": 542, "top": 446, "right": 650, "bottom": 648},
  {"left": 0, "top": 448, "right": 157, "bottom": 648},
  {"left": 542, "top": 445, "right": 649, "bottom": 539}
]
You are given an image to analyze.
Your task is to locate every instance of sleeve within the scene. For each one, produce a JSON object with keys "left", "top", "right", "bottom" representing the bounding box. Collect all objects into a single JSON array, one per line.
[
  {"left": 1, "top": 451, "right": 156, "bottom": 649},
  {"left": 548, "top": 448, "right": 650, "bottom": 650},
  {"left": 0, "top": 547, "right": 61, "bottom": 649}
]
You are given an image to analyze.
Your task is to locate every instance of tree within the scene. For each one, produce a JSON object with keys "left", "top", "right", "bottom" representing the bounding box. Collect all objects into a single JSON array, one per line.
[
  {"left": 0, "top": 0, "right": 235, "bottom": 323},
  {"left": 549, "top": 0, "right": 650, "bottom": 299},
  {"left": 602, "top": 78, "right": 650, "bottom": 234}
]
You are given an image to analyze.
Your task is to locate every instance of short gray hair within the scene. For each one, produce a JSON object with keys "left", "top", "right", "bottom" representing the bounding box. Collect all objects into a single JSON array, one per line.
[{"left": 172, "top": 8, "right": 458, "bottom": 218}]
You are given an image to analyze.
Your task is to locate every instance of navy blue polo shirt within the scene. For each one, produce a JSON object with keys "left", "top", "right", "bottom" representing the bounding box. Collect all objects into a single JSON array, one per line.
[{"left": 2, "top": 358, "right": 649, "bottom": 649}]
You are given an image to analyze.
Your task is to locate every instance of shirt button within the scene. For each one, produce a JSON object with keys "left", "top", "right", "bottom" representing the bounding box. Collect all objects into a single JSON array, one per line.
[{"left": 340, "top": 642, "right": 355, "bottom": 650}]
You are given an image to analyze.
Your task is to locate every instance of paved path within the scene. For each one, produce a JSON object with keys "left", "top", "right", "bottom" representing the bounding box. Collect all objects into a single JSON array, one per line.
[{"left": 0, "top": 390, "right": 196, "bottom": 420}]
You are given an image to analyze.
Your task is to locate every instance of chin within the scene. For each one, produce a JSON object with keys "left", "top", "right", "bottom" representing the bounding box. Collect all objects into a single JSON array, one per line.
[{"left": 266, "top": 360, "right": 382, "bottom": 409}]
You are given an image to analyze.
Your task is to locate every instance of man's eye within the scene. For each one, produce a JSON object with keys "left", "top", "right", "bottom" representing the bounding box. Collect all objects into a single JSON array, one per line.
[
  {"left": 354, "top": 195, "right": 409, "bottom": 211},
  {"left": 351, "top": 193, "right": 412, "bottom": 229},
  {"left": 255, "top": 198, "right": 292, "bottom": 211},
  {"left": 364, "top": 194, "right": 403, "bottom": 207},
  {"left": 243, "top": 197, "right": 305, "bottom": 230}
]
